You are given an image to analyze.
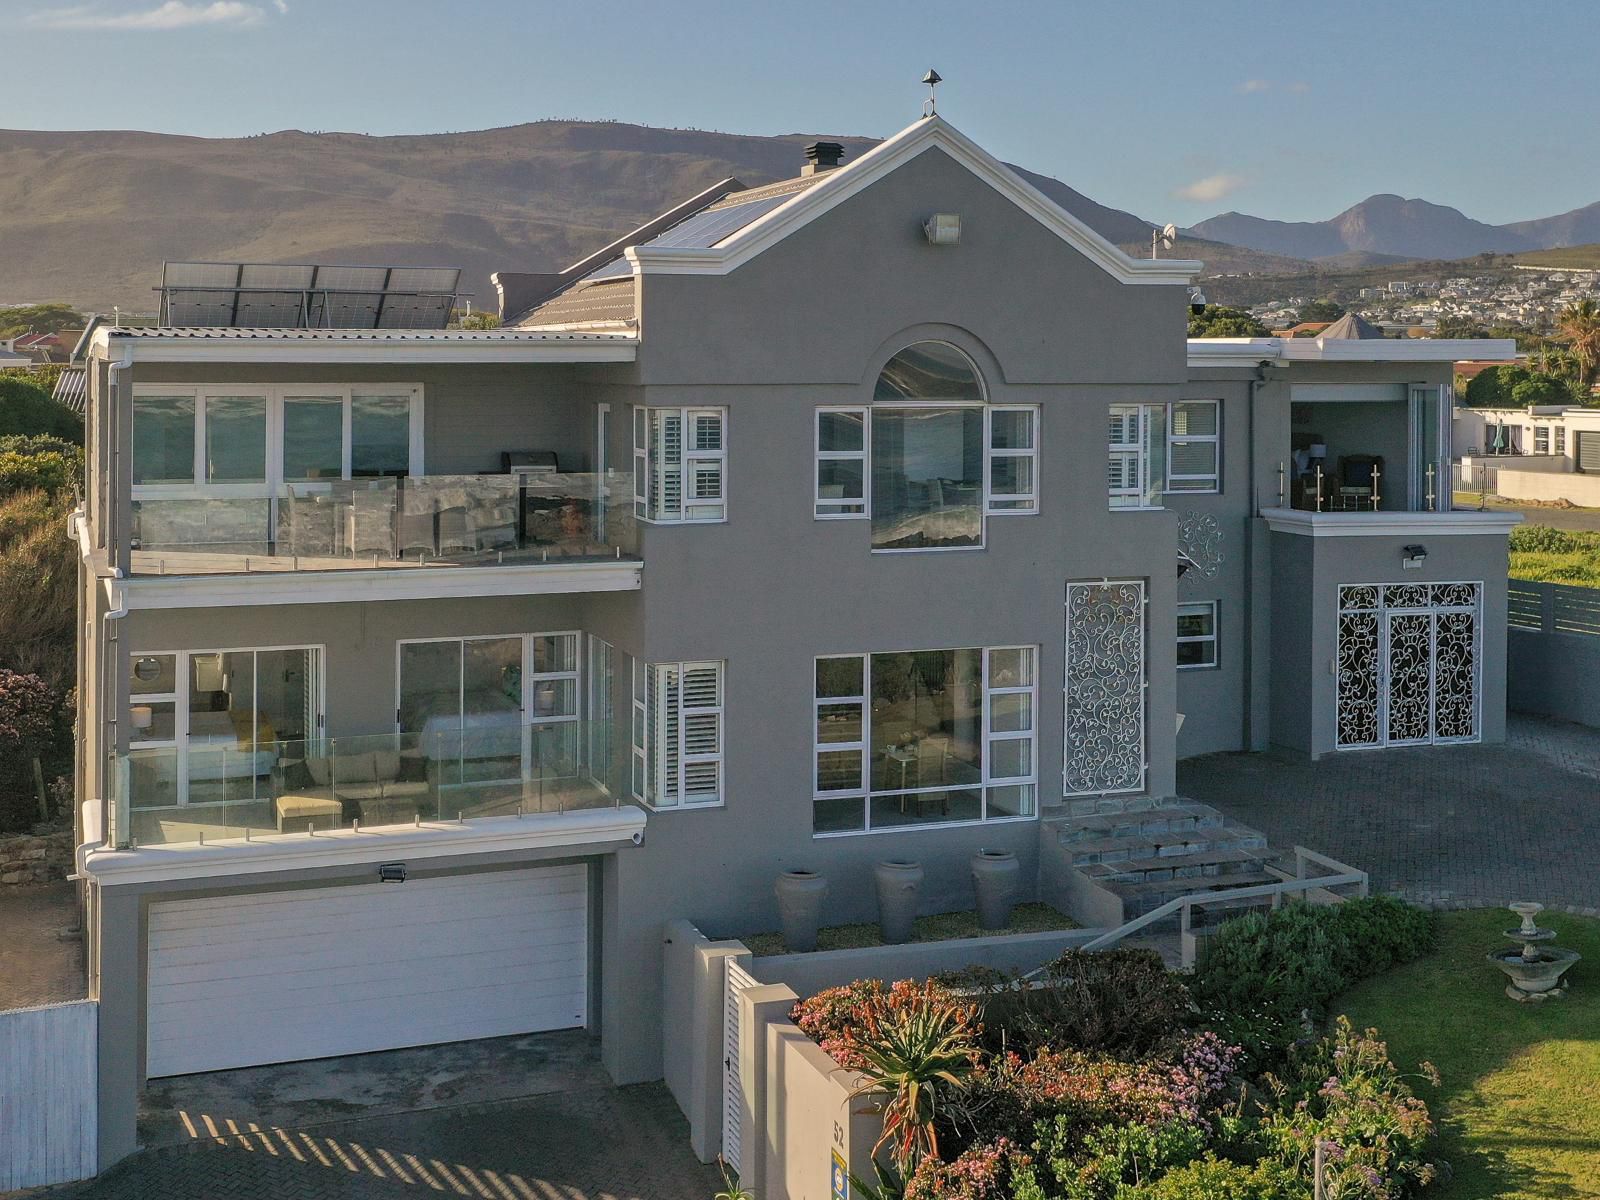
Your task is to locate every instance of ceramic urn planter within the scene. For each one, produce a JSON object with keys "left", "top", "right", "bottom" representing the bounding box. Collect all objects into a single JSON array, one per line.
[
  {"left": 970, "top": 848, "right": 1020, "bottom": 930},
  {"left": 774, "top": 870, "right": 828, "bottom": 953},
  {"left": 874, "top": 860, "right": 924, "bottom": 945}
]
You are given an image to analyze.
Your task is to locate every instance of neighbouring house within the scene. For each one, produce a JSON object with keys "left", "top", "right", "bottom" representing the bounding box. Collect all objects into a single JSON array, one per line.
[
  {"left": 1454, "top": 403, "right": 1600, "bottom": 504},
  {"left": 0, "top": 338, "right": 32, "bottom": 369},
  {"left": 71, "top": 116, "right": 1520, "bottom": 1174}
]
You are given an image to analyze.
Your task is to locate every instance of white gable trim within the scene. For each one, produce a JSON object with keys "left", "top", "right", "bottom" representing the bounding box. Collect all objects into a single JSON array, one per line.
[{"left": 627, "top": 117, "right": 1203, "bottom": 287}]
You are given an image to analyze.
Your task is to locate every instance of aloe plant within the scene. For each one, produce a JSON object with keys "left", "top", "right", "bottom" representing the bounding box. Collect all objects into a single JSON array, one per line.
[{"left": 846, "top": 979, "right": 980, "bottom": 1176}]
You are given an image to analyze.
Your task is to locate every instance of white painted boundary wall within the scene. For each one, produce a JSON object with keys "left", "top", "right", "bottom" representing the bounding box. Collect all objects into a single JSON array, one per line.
[
  {"left": 660, "top": 919, "right": 750, "bottom": 1164},
  {"left": 0, "top": 1000, "right": 97, "bottom": 1190},
  {"left": 1494, "top": 468, "right": 1600, "bottom": 506}
]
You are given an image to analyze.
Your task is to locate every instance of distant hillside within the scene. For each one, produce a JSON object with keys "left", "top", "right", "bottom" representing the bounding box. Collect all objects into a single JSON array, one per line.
[
  {"left": 1190, "top": 194, "right": 1533, "bottom": 261},
  {"left": 1512, "top": 243, "right": 1600, "bottom": 270},
  {"left": 0, "top": 121, "right": 1177, "bottom": 313}
]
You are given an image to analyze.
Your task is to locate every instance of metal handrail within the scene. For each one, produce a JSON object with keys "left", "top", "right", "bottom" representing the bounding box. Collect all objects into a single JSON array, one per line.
[{"left": 1078, "top": 846, "right": 1369, "bottom": 966}]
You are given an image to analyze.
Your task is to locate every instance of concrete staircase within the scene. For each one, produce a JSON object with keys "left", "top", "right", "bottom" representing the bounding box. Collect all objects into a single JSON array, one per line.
[{"left": 1040, "top": 796, "right": 1284, "bottom": 931}]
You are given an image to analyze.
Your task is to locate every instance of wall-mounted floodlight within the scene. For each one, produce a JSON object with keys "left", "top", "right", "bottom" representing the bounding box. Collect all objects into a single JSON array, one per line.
[
  {"left": 378, "top": 862, "right": 407, "bottom": 883},
  {"left": 1402, "top": 544, "right": 1428, "bottom": 570},
  {"left": 924, "top": 213, "right": 961, "bottom": 245}
]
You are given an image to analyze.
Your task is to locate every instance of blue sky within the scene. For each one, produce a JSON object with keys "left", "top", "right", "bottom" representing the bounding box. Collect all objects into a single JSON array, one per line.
[{"left": 5, "top": 0, "right": 1596, "bottom": 226}]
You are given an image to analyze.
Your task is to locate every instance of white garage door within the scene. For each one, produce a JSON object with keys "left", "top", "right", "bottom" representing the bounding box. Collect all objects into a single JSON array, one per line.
[{"left": 146, "top": 864, "right": 588, "bottom": 1078}]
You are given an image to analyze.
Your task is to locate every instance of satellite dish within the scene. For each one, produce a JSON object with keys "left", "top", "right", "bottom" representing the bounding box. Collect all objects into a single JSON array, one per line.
[
  {"left": 1152, "top": 223, "right": 1178, "bottom": 258},
  {"left": 1162, "top": 223, "right": 1179, "bottom": 242}
]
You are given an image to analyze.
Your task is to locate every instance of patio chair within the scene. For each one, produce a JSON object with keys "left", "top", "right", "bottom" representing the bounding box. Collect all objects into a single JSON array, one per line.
[{"left": 344, "top": 485, "right": 395, "bottom": 559}]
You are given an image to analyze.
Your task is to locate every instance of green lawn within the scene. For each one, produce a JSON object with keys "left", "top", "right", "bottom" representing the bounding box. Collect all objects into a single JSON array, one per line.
[
  {"left": 1336, "top": 909, "right": 1600, "bottom": 1199},
  {"left": 742, "top": 901, "right": 1076, "bottom": 957}
]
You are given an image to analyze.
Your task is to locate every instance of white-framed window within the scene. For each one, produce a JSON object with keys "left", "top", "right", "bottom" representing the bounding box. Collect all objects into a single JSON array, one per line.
[
  {"left": 633, "top": 407, "right": 726, "bottom": 523},
  {"left": 1534, "top": 426, "right": 1550, "bottom": 455},
  {"left": 1167, "top": 401, "right": 1220, "bottom": 493},
  {"left": 126, "top": 645, "right": 323, "bottom": 810},
  {"left": 813, "top": 341, "right": 1039, "bottom": 534},
  {"left": 812, "top": 645, "right": 1037, "bottom": 836},
  {"left": 815, "top": 407, "right": 868, "bottom": 517},
  {"left": 1176, "top": 601, "right": 1219, "bottom": 670},
  {"left": 1556, "top": 425, "right": 1567, "bottom": 455},
  {"left": 632, "top": 660, "right": 723, "bottom": 809},
  {"left": 986, "top": 405, "right": 1038, "bottom": 513},
  {"left": 1109, "top": 400, "right": 1220, "bottom": 508}
]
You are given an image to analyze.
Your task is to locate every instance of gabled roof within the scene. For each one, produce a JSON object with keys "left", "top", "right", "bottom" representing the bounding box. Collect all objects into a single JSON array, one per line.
[{"left": 516, "top": 116, "right": 1200, "bottom": 330}]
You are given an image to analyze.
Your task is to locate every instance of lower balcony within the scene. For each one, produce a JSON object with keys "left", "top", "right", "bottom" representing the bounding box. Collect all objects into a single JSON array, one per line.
[{"left": 111, "top": 720, "right": 627, "bottom": 849}]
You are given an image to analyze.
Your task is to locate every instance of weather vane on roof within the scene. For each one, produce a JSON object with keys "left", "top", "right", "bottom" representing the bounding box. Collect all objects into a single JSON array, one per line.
[{"left": 921, "top": 69, "right": 942, "bottom": 118}]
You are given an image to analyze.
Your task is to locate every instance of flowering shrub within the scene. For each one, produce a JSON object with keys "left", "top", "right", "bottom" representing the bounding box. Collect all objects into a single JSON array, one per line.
[
  {"left": 1120, "top": 1155, "right": 1299, "bottom": 1200},
  {"left": 792, "top": 978, "right": 883, "bottom": 1070},
  {"left": 901, "top": 1138, "right": 1020, "bottom": 1200},
  {"left": 1258, "top": 1017, "right": 1440, "bottom": 1199}
]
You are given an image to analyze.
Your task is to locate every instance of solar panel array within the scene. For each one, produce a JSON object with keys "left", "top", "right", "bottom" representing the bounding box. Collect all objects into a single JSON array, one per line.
[
  {"left": 583, "top": 192, "right": 793, "bottom": 282},
  {"left": 158, "top": 262, "right": 462, "bottom": 329}
]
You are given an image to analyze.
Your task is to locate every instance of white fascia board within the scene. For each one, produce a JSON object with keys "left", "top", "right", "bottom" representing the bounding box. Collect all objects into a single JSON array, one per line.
[
  {"left": 1277, "top": 338, "right": 1517, "bottom": 363},
  {"left": 80, "top": 806, "right": 647, "bottom": 887},
  {"left": 90, "top": 330, "right": 636, "bottom": 365},
  {"left": 1260, "top": 506, "right": 1522, "bottom": 537},
  {"left": 628, "top": 116, "right": 1202, "bottom": 287},
  {"left": 111, "top": 559, "right": 642, "bottom": 611},
  {"left": 1186, "top": 338, "right": 1283, "bottom": 368}
]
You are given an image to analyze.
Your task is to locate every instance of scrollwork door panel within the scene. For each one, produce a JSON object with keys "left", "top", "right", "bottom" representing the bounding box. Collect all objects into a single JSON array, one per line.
[{"left": 1064, "top": 580, "right": 1145, "bottom": 795}]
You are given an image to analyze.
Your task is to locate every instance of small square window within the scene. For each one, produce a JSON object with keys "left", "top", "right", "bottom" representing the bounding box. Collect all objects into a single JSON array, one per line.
[{"left": 1177, "top": 602, "right": 1219, "bottom": 669}]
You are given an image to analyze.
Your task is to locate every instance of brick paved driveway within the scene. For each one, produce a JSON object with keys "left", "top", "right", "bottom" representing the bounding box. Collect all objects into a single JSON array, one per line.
[
  {"left": 1180, "top": 713, "right": 1600, "bottom": 913},
  {"left": 44, "top": 1082, "right": 719, "bottom": 1200}
]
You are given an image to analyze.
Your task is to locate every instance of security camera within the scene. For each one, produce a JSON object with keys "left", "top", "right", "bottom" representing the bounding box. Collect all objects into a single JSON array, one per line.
[
  {"left": 1189, "top": 286, "right": 1208, "bottom": 315},
  {"left": 631, "top": 829, "right": 644, "bottom": 846}
]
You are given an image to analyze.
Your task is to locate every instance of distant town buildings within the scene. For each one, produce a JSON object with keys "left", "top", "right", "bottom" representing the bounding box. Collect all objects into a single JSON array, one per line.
[{"left": 1246, "top": 266, "right": 1600, "bottom": 332}]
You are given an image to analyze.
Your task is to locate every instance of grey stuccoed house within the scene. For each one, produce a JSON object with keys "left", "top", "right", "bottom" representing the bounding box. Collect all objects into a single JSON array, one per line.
[{"left": 69, "top": 113, "right": 1518, "bottom": 1172}]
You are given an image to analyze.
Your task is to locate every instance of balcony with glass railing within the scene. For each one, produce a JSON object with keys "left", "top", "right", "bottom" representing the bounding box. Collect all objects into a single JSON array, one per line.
[
  {"left": 109, "top": 719, "right": 625, "bottom": 848},
  {"left": 128, "top": 471, "right": 637, "bottom": 575}
]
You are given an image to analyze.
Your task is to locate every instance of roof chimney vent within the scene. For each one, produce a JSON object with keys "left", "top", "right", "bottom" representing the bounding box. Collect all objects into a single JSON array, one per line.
[{"left": 802, "top": 142, "right": 844, "bottom": 176}]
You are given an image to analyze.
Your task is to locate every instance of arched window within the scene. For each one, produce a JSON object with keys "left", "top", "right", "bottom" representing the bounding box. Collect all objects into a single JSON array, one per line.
[
  {"left": 873, "top": 341, "right": 985, "bottom": 404},
  {"left": 815, "top": 340, "right": 1037, "bottom": 542}
]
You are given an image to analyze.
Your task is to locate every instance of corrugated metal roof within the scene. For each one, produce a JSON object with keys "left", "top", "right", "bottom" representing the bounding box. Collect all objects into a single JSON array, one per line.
[
  {"left": 51, "top": 367, "right": 87, "bottom": 414},
  {"left": 104, "top": 326, "right": 634, "bottom": 342},
  {"left": 512, "top": 281, "right": 636, "bottom": 330}
]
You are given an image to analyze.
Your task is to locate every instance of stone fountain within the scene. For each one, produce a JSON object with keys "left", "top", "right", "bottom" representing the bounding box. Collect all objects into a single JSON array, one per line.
[{"left": 1487, "top": 902, "right": 1581, "bottom": 1002}]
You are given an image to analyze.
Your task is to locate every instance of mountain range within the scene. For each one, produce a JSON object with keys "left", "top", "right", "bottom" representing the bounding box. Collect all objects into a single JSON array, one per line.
[
  {"left": 2, "top": 119, "right": 1596, "bottom": 313},
  {"left": 0, "top": 121, "right": 1201, "bottom": 313},
  {"left": 1189, "top": 194, "right": 1600, "bottom": 263}
]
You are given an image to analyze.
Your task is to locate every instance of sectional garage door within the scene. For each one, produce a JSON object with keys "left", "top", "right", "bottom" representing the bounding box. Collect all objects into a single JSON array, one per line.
[{"left": 145, "top": 865, "right": 588, "bottom": 1078}]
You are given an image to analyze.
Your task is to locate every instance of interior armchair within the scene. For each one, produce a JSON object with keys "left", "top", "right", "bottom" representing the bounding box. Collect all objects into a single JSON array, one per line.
[{"left": 1336, "top": 453, "right": 1384, "bottom": 510}]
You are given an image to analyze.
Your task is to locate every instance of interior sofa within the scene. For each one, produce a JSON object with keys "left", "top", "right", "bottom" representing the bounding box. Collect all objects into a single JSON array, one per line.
[{"left": 272, "top": 748, "right": 432, "bottom": 831}]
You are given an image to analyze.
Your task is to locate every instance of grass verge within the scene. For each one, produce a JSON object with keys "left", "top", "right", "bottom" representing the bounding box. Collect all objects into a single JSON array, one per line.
[{"left": 1336, "top": 908, "right": 1600, "bottom": 1200}]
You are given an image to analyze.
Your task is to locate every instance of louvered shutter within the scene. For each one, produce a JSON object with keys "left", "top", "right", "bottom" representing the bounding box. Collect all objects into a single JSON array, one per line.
[
  {"left": 649, "top": 410, "right": 684, "bottom": 519},
  {"left": 678, "top": 662, "right": 723, "bottom": 804}
]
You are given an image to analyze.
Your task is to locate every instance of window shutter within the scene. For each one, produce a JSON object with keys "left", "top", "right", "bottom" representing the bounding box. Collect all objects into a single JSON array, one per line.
[
  {"left": 678, "top": 662, "right": 722, "bottom": 804},
  {"left": 649, "top": 411, "right": 684, "bottom": 520}
]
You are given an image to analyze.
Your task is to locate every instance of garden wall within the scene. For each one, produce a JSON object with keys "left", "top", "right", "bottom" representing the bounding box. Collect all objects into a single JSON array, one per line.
[
  {"left": 1495, "top": 467, "right": 1600, "bottom": 506},
  {"left": 0, "top": 1000, "right": 97, "bottom": 1190},
  {"left": 0, "top": 829, "right": 72, "bottom": 886},
  {"left": 1507, "top": 581, "right": 1600, "bottom": 729},
  {"left": 659, "top": 919, "right": 751, "bottom": 1164}
]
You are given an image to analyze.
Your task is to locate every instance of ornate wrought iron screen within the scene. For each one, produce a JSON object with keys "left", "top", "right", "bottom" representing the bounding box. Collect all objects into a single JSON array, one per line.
[
  {"left": 1336, "top": 582, "right": 1480, "bottom": 749},
  {"left": 1064, "top": 580, "right": 1146, "bottom": 795}
]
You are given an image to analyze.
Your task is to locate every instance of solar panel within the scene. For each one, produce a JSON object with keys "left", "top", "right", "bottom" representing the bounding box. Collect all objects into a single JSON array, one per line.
[
  {"left": 581, "top": 191, "right": 793, "bottom": 282},
  {"left": 157, "top": 261, "right": 463, "bottom": 329}
]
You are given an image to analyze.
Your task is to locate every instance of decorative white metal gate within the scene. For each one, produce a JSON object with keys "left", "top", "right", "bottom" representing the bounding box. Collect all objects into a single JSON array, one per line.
[
  {"left": 1064, "top": 580, "right": 1147, "bottom": 795},
  {"left": 1336, "top": 582, "right": 1480, "bottom": 749},
  {"left": 722, "top": 957, "right": 758, "bottom": 1175}
]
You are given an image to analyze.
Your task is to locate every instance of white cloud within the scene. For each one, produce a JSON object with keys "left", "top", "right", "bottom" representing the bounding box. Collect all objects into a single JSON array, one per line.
[
  {"left": 1287, "top": 80, "right": 1311, "bottom": 94},
  {"left": 1175, "top": 173, "right": 1250, "bottom": 204},
  {"left": 1237, "top": 79, "right": 1271, "bottom": 94},
  {"left": 272, "top": 0, "right": 287, "bottom": 11},
  {"left": 26, "top": 2, "right": 270, "bottom": 31}
]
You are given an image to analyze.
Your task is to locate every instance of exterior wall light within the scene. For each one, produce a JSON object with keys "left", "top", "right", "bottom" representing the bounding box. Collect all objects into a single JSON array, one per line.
[
  {"left": 924, "top": 213, "right": 961, "bottom": 244},
  {"left": 378, "top": 863, "right": 407, "bottom": 883},
  {"left": 1402, "top": 544, "right": 1428, "bottom": 569}
]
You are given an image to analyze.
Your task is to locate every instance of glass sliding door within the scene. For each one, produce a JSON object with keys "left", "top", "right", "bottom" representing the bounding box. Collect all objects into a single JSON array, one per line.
[
  {"left": 399, "top": 636, "right": 525, "bottom": 791},
  {"left": 351, "top": 393, "right": 412, "bottom": 478},
  {"left": 185, "top": 648, "right": 318, "bottom": 807},
  {"left": 282, "top": 395, "right": 344, "bottom": 482}
]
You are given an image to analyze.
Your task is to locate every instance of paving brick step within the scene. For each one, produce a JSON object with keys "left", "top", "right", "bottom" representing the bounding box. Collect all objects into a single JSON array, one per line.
[
  {"left": 1066, "top": 824, "right": 1267, "bottom": 865},
  {"left": 1055, "top": 805, "right": 1227, "bottom": 844},
  {"left": 1080, "top": 847, "right": 1281, "bottom": 885}
]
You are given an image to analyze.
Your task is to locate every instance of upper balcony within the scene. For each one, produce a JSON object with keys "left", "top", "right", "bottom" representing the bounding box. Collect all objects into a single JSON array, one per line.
[{"left": 130, "top": 471, "right": 636, "bottom": 575}]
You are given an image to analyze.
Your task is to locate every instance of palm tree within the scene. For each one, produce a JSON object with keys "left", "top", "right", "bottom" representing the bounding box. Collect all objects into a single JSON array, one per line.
[{"left": 1556, "top": 299, "right": 1600, "bottom": 387}]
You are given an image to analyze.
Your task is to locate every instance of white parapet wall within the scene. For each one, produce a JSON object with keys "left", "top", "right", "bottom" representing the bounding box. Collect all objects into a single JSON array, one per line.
[{"left": 1494, "top": 467, "right": 1600, "bottom": 506}]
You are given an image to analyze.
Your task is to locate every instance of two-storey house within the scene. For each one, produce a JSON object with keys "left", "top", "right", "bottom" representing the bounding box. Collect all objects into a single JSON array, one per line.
[{"left": 72, "top": 115, "right": 1518, "bottom": 1172}]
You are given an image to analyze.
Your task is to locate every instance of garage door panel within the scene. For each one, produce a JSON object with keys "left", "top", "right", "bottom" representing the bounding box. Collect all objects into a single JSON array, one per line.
[
  {"left": 146, "top": 866, "right": 589, "bottom": 1078},
  {"left": 147, "top": 932, "right": 589, "bottom": 1005},
  {"left": 147, "top": 898, "right": 587, "bottom": 968}
]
